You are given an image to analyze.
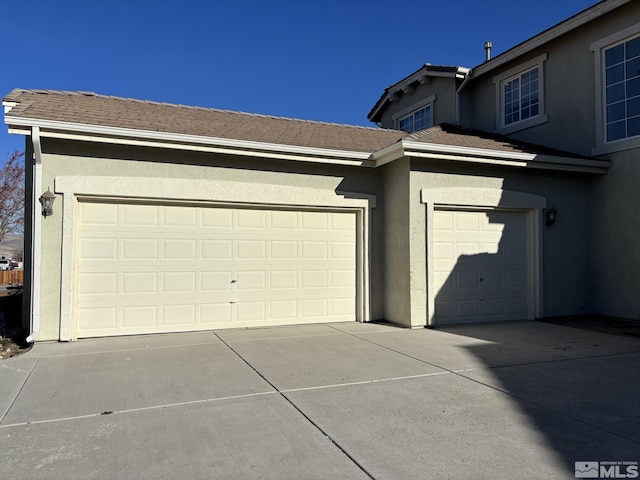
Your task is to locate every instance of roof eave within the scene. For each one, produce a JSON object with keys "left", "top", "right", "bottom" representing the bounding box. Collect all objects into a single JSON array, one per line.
[
  {"left": 4, "top": 116, "right": 376, "bottom": 167},
  {"left": 471, "top": 0, "right": 633, "bottom": 79},
  {"left": 367, "top": 66, "right": 470, "bottom": 122},
  {"left": 371, "top": 140, "right": 611, "bottom": 173}
]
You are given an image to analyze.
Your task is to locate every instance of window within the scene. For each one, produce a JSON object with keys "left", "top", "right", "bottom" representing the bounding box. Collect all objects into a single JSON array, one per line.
[
  {"left": 398, "top": 105, "right": 432, "bottom": 132},
  {"left": 392, "top": 95, "right": 436, "bottom": 133},
  {"left": 604, "top": 35, "right": 640, "bottom": 142},
  {"left": 493, "top": 53, "right": 547, "bottom": 134},
  {"left": 503, "top": 67, "right": 539, "bottom": 126}
]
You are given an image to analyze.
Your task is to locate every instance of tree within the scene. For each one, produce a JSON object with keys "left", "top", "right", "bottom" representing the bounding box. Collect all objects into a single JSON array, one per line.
[{"left": 0, "top": 151, "right": 25, "bottom": 243}]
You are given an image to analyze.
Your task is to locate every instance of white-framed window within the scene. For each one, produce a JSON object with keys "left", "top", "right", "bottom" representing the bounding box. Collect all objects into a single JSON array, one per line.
[
  {"left": 592, "top": 23, "right": 640, "bottom": 155},
  {"left": 604, "top": 35, "right": 640, "bottom": 142},
  {"left": 493, "top": 54, "right": 548, "bottom": 134},
  {"left": 392, "top": 95, "right": 435, "bottom": 133},
  {"left": 398, "top": 105, "right": 432, "bottom": 132}
]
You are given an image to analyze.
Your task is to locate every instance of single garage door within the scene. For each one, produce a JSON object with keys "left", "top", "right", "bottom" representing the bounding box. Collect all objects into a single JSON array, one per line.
[
  {"left": 432, "top": 209, "right": 529, "bottom": 325},
  {"left": 75, "top": 200, "right": 357, "bottom": 338}
]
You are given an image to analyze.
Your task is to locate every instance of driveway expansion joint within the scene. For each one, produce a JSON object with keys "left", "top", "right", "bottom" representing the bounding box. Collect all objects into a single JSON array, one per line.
[{"left": 213, "top": 331, "right": 376, "bottom": 480}]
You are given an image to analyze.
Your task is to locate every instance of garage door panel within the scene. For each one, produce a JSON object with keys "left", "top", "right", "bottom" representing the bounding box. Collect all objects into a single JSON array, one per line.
[
  {"left": 75, "top": 202, "right": 357, "bottom": 337},
  {"left": 79, "top": 237, "right": 118, "bottom": 260},
  {"left": 201, "top": 239, "right": 233, "bottom": 260},
  {"left": 78, "top": 273, "right": 118, "bottom": 295},
  {"left": 200, "top": 271, "right": 234, "bottom": 292},
  {"left": 123, "top": 239, "right": 158, "bottom": 260},
  {"left": 122, "top": 204, "right": 159, "bottom": 226},
  {"left": 162, "top": 272, "right": 196, "bottom": 293},
  {"left": 162, "top": 239, "right": 197, "bottom": 259},
  {"left": 433, "top": 209, "right": 530, "bottom": 326},
  {"left": 269, "top": 270, "right": 298, "bottom": 289},
  {"left": 162, "top": 205, "right": 197, "bottom": 227},
  {"left": 162, "top": 304, "right": 196, "bottom": 326},
  {"left": 200, "top": 303, "right": 233, "bottom": 323},
  {"left": 122, "top": 306, "right": 157, "bottom": 328}
]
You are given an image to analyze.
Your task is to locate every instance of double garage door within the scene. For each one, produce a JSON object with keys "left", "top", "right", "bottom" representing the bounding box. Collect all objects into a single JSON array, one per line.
[
  {"left": 432, "top": 209, "right": 530, "bottom": 326},
  {"left": 74, "top": 200, "right": 357, "bottom": 338}
]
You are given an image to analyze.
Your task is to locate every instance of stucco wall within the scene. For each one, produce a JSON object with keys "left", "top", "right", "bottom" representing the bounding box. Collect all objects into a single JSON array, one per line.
[
  {"left": 381, "top": 158, "right": 412, "bottom": 326},
  {"left": 36, "top": 139, "right": 384, "bottom": 340},
  {"left": 409, "top": 160, "right": 593, "bottom": 326},
  {"left": 462, "top": 2, "right": 640, "bottom": 157},
  {"left": 378, "top": 77, "right": 458, "bottom": 130},
  {"left": 590, "top": 150, "right": 640, "bottom": 319}
]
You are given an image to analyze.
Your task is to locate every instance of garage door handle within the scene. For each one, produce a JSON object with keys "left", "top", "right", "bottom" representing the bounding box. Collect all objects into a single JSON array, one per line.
[{"left": 230, "top": 279, "right": 237, "bottom": 283}]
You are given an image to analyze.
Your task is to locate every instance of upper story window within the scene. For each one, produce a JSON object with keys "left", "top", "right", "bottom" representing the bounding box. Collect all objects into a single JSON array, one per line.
[
  {"left": 503, "top": 67, "right": 539, "bottom": 126},
  {"left": 392, "top": 95, "right": 436, "bottom": 133},
  {"left": 604, "top": 35, "right": 640, "bottom": 142},
  {"left": 398, "top": 105, "right": 432, "bottom": 132},
  {"left": 493, "top": 53, "right": 548, "bottom": 134},
  {"left": 592, "top": 23, "right": 640, "bottom": 155}
]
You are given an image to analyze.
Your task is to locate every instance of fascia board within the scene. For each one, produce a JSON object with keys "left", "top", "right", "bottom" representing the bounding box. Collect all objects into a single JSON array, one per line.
[
  {"left": 472, "top": 0, "right": 632, "bottom": 79},
  {"left": 404, "top": 149, "right": 609, "bottom": 174},
  {"left": 369, "top": 142, "right": 405, "bottom": 167},
  {"left": 368, "top": 68, "right": 470, "bottom": 121},
  {"left": 5, "top": 116, "right": 373, "bottom": 165},
  {"left": 398, "top": 140, "right": 610, "bottom": 173}
]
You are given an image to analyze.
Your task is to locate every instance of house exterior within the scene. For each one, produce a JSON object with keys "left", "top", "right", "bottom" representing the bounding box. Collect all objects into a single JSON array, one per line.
[
  {"left": 369, "top": 0, "right": 640, "bottom": 322},
  {"left": 4, "top": 0, "right": 631, "bottom": 342}
]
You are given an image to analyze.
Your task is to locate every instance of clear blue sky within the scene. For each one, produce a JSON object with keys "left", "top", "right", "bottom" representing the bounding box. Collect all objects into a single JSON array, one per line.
[{"left": 1, "top": 0, "right": 597, "bottom": 157}]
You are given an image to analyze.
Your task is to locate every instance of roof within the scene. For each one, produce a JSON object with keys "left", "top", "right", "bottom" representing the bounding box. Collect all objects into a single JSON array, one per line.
[
  {"left": 3, "top": 89, "right": 608, "bottom": 173},
  {"left": 367, "top": 65, "right": 469, "bottom": 123},
  {"left": 3, "top": 89, "right": 406, "bottom": 154},
  {"left": 471, "top": 0, "right": 632, "bottom": 79},
  {"left": 406, "top": 124, "right": 593, "bottom": 159}
]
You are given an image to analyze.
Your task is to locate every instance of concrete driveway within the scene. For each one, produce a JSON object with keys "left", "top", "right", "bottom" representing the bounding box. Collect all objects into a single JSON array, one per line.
[{"left": 1, "top": 321, "right": 639, "bottom": 479}]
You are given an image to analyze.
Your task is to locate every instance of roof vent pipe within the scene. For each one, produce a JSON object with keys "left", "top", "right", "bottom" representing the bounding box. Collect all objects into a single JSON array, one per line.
[{"left": 484, "top": 41, "right": 493, "bottom": 62}]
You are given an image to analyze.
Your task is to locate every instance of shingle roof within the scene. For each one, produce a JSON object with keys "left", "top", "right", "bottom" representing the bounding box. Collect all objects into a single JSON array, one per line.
[
  {"left": 3, "top": 89, "right": 590, "bottom": 162},
  {"left": 3, "top": 89, "right": 406, "bottom": 153},
  {"left": 406, "top": 124, "right": 593, "bottom": 159}
]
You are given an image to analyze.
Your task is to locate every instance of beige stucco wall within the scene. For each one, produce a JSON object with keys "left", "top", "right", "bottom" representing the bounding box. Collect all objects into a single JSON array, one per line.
[
  {"left": 408, "top": 160, "right": 593, "bottom": 326},
  {"left": 36, "top": 139, "right": 384, "bottom": 341},
  {"left": 380, "top": 158, "right": 411, "bottom": 326}
]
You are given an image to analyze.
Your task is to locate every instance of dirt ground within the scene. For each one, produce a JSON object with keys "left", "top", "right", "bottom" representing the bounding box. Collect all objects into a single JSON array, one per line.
[{"left": 0, "top": 288, "right": 31, "bottom": 360}]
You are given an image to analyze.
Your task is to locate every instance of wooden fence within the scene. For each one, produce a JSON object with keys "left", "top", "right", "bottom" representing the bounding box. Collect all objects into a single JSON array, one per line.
[{"left": 0, "top": 270, "right": 23, "bottom": 285}]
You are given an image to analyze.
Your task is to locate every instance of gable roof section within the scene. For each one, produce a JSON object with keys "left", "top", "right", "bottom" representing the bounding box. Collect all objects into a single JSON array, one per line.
[
  {"left": 471, "top": 0, "right": 632, "bottom": 79},
  {"left": 367, "top": 65, "right": 469, "bottom": 123},
  {"left": 3, "top": 89, "right": 608, "bottom": 173}
]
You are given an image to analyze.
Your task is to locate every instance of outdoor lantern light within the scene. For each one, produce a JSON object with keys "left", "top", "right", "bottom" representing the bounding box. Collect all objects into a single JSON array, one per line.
[
  {"left": 546, "top": 206, "right": 557, "bottom": 226},
  {"left": 39, "top": 188, "right": 56, "bottom": 217}
]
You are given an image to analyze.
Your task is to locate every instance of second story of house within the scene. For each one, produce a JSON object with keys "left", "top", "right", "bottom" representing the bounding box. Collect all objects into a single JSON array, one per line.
[
  {"left": 369, "top": 0, "right": 640, "bottom": 159},
  {"left": 367, "top": 65, "right": 468, "bottom": 132}
]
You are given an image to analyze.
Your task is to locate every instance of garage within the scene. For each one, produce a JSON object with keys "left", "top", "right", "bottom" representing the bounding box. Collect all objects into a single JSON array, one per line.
[
  {"left": 74, "top": 200, "right": 357, "bottom": 338},
  {"left": 431, "top": 208, "right": 530, "bottom": 325}
]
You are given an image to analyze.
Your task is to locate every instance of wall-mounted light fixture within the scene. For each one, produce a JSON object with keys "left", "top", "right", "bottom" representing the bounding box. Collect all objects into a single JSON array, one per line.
[
  {"left": 546, "top": 206, "right": 557, "bottom": 226},
  {"left": 39, "top": 188, "right": 56, "bottom": 217}
]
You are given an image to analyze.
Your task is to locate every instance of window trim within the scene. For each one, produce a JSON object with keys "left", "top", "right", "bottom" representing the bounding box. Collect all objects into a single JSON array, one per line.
[
  {"left": 392, "top": 95, "right": 436, "bottom": 132},
  {"left": 493, "top": 53, "right": 548, "bottom": 134},
  {"left": 591, "top": 22, "right": 640, "bottom": 156}
]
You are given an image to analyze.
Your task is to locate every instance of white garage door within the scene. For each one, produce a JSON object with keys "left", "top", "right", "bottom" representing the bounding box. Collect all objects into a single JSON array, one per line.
[
  {"left": 75, "top": 200, "right": 357, "bottom": 338},
  {"left": 432, "top": 209, "right": 529, "bottom": 325}
]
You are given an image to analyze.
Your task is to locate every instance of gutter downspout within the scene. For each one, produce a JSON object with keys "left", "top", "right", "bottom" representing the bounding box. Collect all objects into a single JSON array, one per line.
[
  {"left": 455, "top": 69, "right": 472, "bottom": 126},
  {"left": 26, "top": 126, "right": 43, "bottom": 343}
]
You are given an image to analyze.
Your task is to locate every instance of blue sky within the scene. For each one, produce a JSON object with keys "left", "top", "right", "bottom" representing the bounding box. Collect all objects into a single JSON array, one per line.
[{"left": 1, "top": 0, "right": 597, "bottom": 156}]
